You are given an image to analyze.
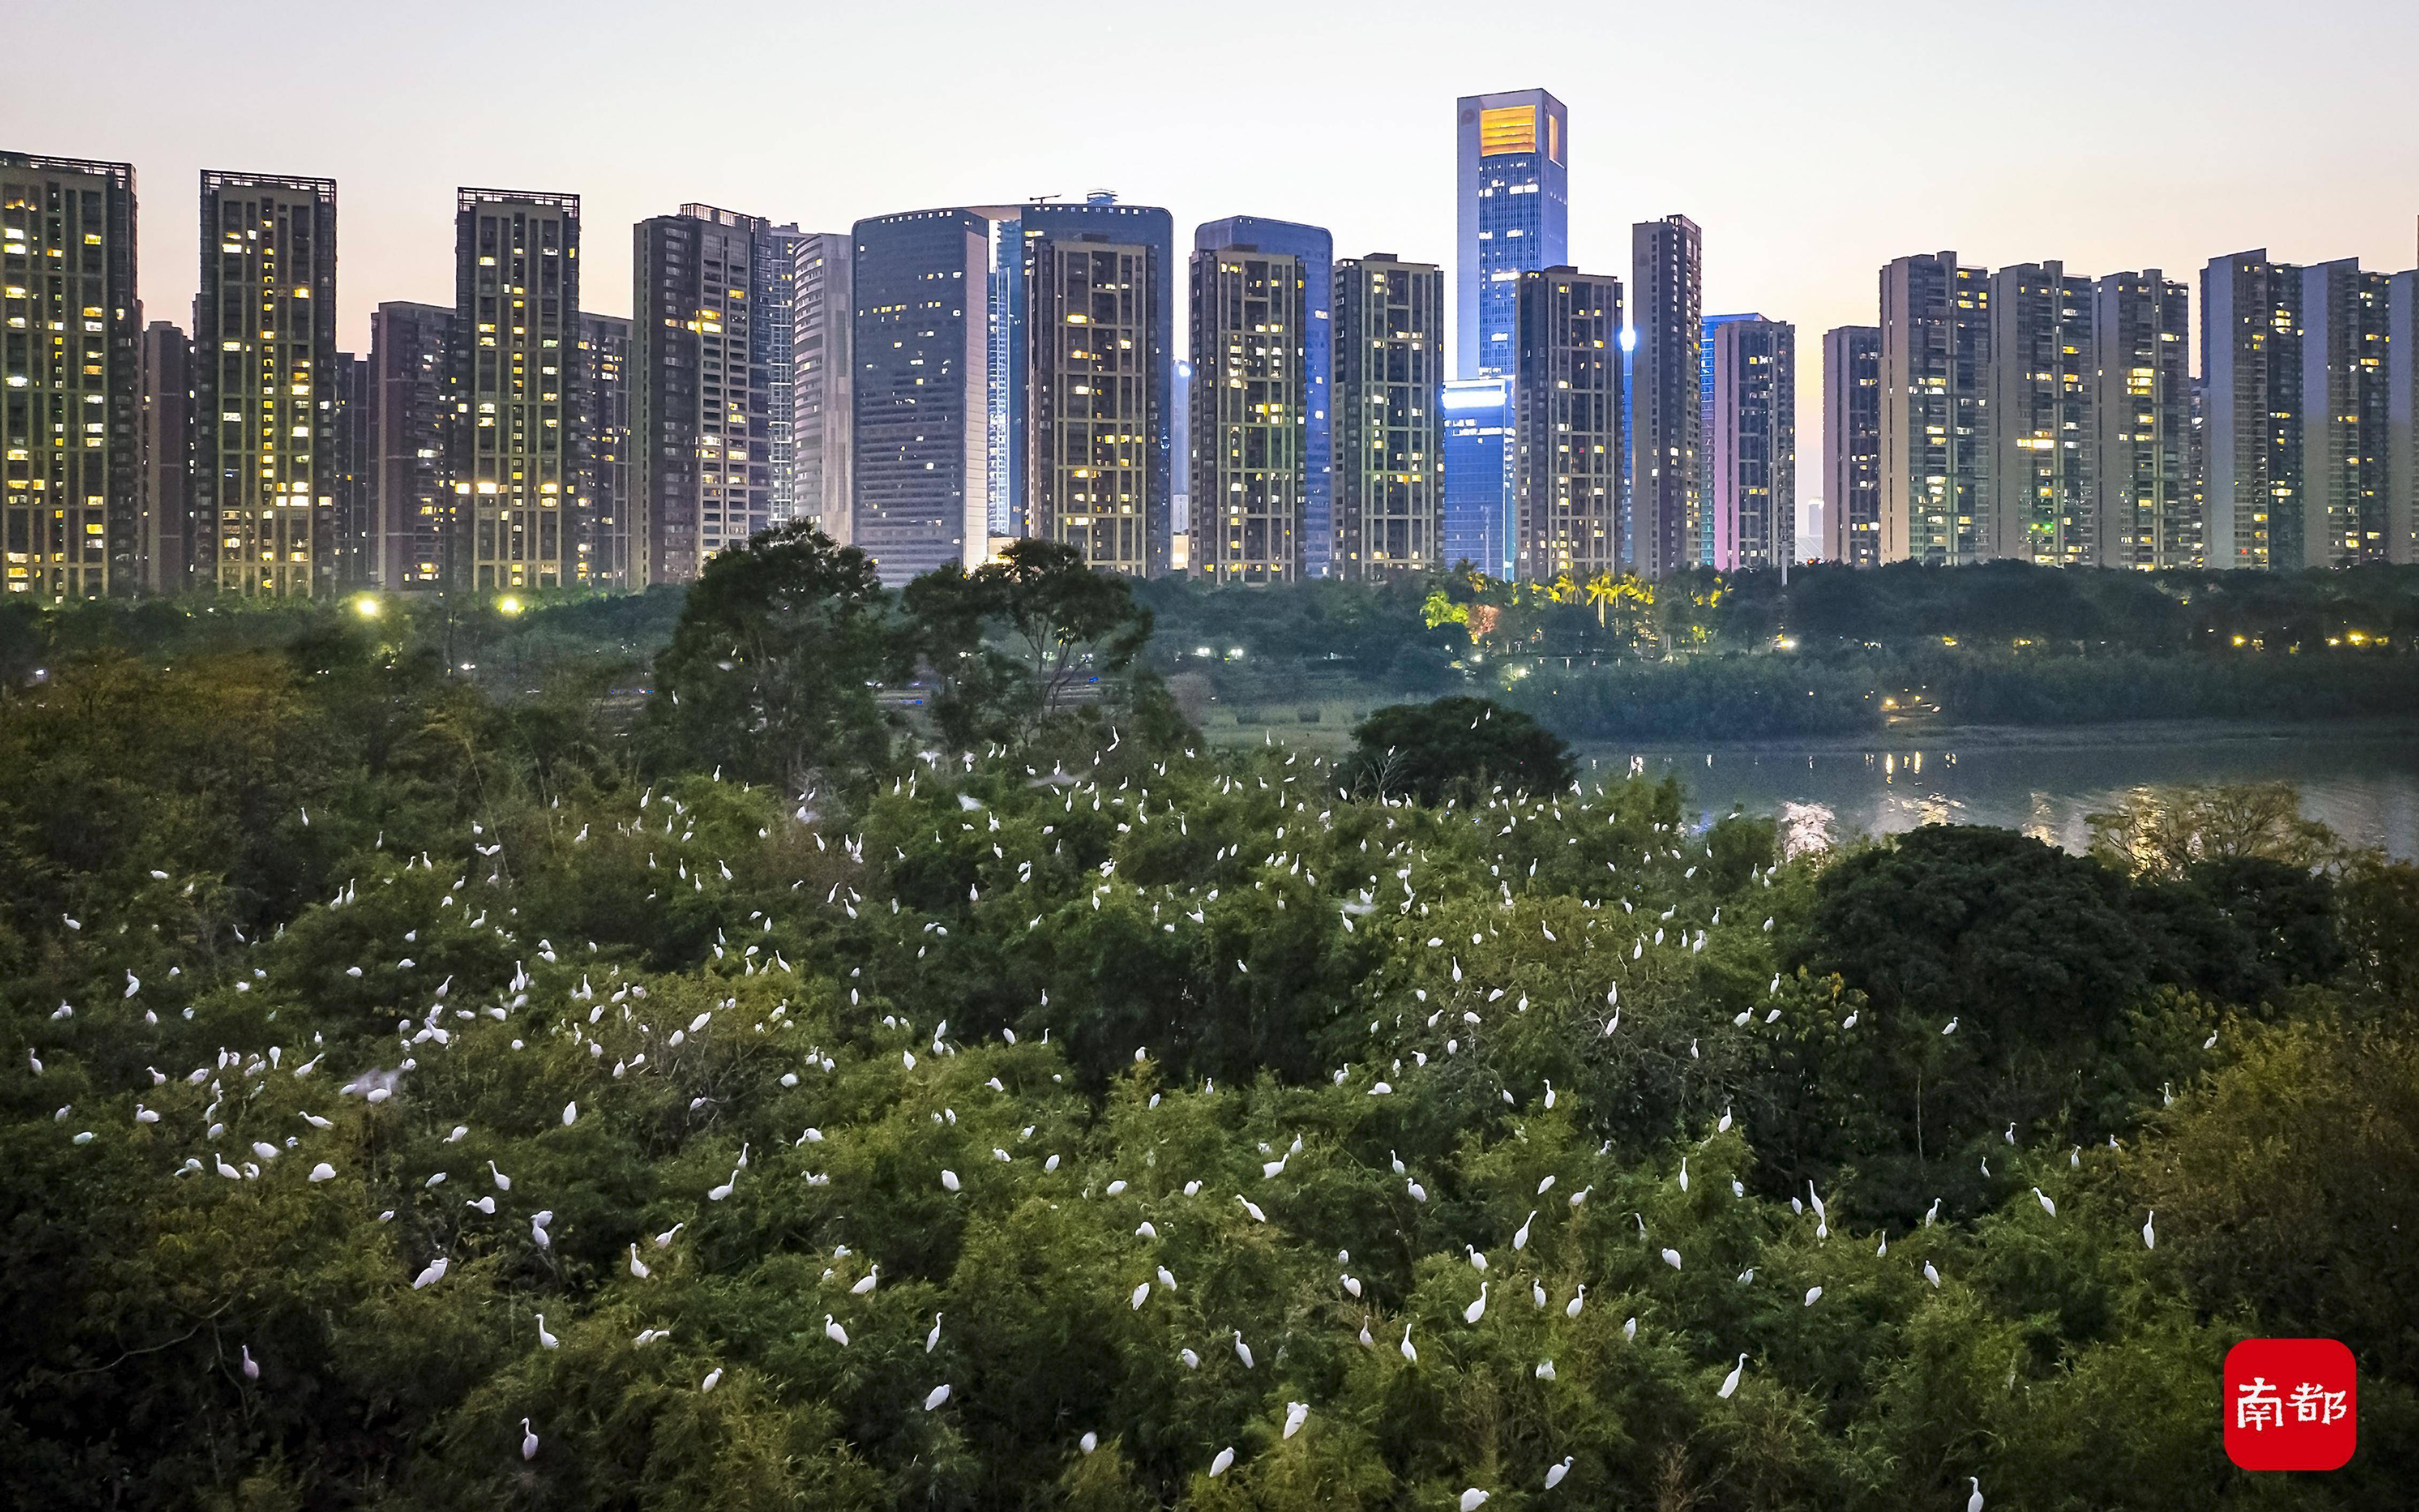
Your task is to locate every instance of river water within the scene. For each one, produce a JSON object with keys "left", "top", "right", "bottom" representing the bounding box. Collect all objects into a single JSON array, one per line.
[{"left": 1582, "top": 723, "right": 2419, "bottom": 859}]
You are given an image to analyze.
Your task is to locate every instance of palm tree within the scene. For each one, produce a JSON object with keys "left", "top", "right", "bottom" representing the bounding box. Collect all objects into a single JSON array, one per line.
[{"left": 1584, "top": 571, "right": 1616, "bottom": 627}]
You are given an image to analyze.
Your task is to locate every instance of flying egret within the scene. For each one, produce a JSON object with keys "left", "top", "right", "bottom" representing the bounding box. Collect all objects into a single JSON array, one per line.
[{"left": 1718, "top": 1354, "right": 1746, "bottom": 1398}]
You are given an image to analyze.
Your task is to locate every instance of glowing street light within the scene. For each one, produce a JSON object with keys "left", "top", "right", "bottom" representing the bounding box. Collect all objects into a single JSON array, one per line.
[
  {"left": 352, "top": 595, "right": 381, "bottom": 619},
  {"left": 497, "top": 595, "right": 524, "bottom": 616}
]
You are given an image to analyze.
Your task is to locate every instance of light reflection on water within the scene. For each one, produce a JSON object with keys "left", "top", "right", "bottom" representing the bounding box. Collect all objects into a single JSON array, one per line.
[{"left": 1583, "top": 729, "right": 2419, "bottom": 859}]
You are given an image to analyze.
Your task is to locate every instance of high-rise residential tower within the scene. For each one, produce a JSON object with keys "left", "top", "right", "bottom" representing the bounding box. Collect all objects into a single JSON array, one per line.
[
  {"left": 632, "top": 204, "right": 780, "bottom": 586},
  {"left": 137, "top": 319, "right": 189, "bottom": 592},
  {"left": 192, "top": 171, "right": 338, "bottom": 597},
  {"left": 453, "top": 187, "right": 582, "bottom": 593},
  {"left": 791, "top": 231, "right": 851, "bottom": 545},
  {"left": 1821, "top": 325, "right": 1882, "bottom": 565},
  {"left": 368, "top": 300, "right": 457, "bottom": 589},
  {"left": 330, "top": 351, "right": 372, "bottom": 587},
  {"left": 1879, "top": 251, "right": 1991, "bottom": 564},
  {"left": 1455, "top": 89, "right": 1568, "bottom": 380},
  {"left": 1699, "top": 311, "right": 1762, "bottom": 562},
  {"left": 2387, "top": 271, "right": 2419, "bottom": 564},
  {"left": 1987, "top": 261, "right": 2095, "bottom": 566},
  {"left": 1630, "top": 215, "right": 1702, "bottom": 577},
  {"left": 575, "top": 312, "right": 631, "bottom": 587},
  {"left": 851, "top": 208, "right": 990, "bottom": 584},
  {"left": 2092, "top": 270, "right": 2194, "bottom": 569},
  {"left": 983, "top": 196, "right": 1175, "bottom": 575},
  {"left": 2, "top": 152, "right": 139, "bottom": 600},
  {"left": 1195, "top": 217, "right": 1330, "bottom": 575},
  {"left": 758, "top": 225, "right": 802, "bottom": 528},
  {"left": 1707, "top": 316, "right": 1794, "bottom": 571},
  {"left": 1189, "top": 236, "right": 1310, "bottom": 583},
  {"left": 1332, "top": 253, "right": 1444, "bottom": 578},
  {"left": 2300, "top": 257, "right": 2391, "bottom": 568},
  {"left": 2200, "top": 249, "right": 2301, "bottom": 571},
  {"left": 1512, "top": 266, "right": 1622, "bottom": 583}
]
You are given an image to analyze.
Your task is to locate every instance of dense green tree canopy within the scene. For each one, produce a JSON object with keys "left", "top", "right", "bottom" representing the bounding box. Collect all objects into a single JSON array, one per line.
[{"left": 1341, "top": 697, "right": 1576, "bottom": 805}]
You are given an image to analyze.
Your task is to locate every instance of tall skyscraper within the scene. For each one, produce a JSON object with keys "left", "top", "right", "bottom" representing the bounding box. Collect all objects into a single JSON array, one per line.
[
  {"left": 2200, "top": 250, "right": 2301, "bottom": 571},
  {"left": 984, "top": 196, "right": 1175, "bottom": 575},
  {"left": 192, "top": 171, "right": 338, "bottom": 597},
  {"left": 137, "top": 319, "right": 189, "bottom": 593},
  {"left": 3, "top": 152, "right": 139, "bottom": 600},
  {"left": 329, "top": 352, "right": 372, "bottom": 588},
  {"left": 791, "top": 231, "right": 851, "bottom": 545},
  {"left": 1698, "top": 311, "right": 1762, "bottom": 563},
  {"left": 1707, "top": 316, "right": 1794, "bottom": 571},
  {"left": 368, "top": 300, "right": 457, "bottom": 590},
  {"left": 1512, "top": 266, "right": 1622, "bottom": 583},
  {"left": 2093, "top": 270, "right": 2194, "bottom": 569},
  {"left": 575, "top": 312, "right": 631, "bottom": 588},
  {"left": 1987, "top": 261, "right": 2095, "bottom": 565},
  {"left": 2387, "top": 271, "right": 2419, "bottom": 564},
  {"left": 2300, "top": 257, "right": 2391, "bottom": 568},
  {"left": 1170, "top": 357, "right": 1192, "bottom": 569},
  {"left": 1443, "top": 377, "right": 1515, "bottom": 576},
  {"left": 1190, "top": 236, "right": 1310, "bottom": 583},
  {"left": 632, "top": 204, "right": 780, "bottom": 587},
  {"left": 1630, "top": 215, "right": 1702, "bottom": 577},
  {"left": 1821, "top": 325, "right": 1882, "bottom": 565},
  {"left": 1332, "top": 253, "right": 1444, "bottom": 578},
  {"left": 1879, "top": 251, "right": 1991, "bottom": 564},
  {"left": 851, "top": 208, "right": 990, "bottom": 584},
  {"left": 1195, "top": 217, "right": 1330, "bottom": 575},
  {"left": 758, "top": 225, "right": 802, "bottom": 528},
  {"left": 1455, "top": 89, "right": 1568, "bottom": 379},
  {"left": 453, "top": 187, "right": 582, "bottom": 593}
]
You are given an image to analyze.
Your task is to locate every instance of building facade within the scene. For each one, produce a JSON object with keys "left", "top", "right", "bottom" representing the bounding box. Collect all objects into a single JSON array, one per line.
[
  {"left": 791, "top": 231, "right": 851, "bottom": 545},
  {"left": 2200, "top": 250, "right": 2301, "bottom": 571},
  {"left": 2300, "top": 257, "right": 2391, "bottom": 569},
  {"left": 1512, "top": 266, "right": 1622, "bottom": 583},
  {"left": 632, "top": 204, "right": 779, "bottom": 587},
  {"left": 1987, "top": 261, "right": 2095, "bottom": 565},
  {"left": 1821, "top": 325, "right": 1882, "bottom": 565},
  {"left": 2387, "top": 271, "right": 2419, "bottom": 564},
  {"left": 1442, "top": 377, "right": 1514, "bottom": 577},
  {"left": 575, "top": 312, "right": 631, "bottom": 588},
  {"left": 453, "top": 188, "right": 582, "bottom": 592},
  {"left": 1707, "top": 316, "right": 1794, "bottom": 571},
  {"left": 137, "top": 318, "right": 189, "bottom": 592},
  {"left": 1189, "top": 241, "right": 1309, "bottom": 583},
  {"left": 1332, "top": 253, "right": 1444, "bottom": 578},
  {"left": 368, "top": 300, "right": 457, "bottom": 590},
  {"left": 851, "top": 208, "right": 990, "bottom": 584},
  {"left": 2092, "top": 270, "right": 2194, "bottom": 568},
  {"left": 192, "top": 171, "right": 338, "bottom": 597},
  {"left": 1630, "top": 215, "right": 1701, "bottom": 577},
  {"left": 985, "top": 197, "right": 1174, "bottom": 575},
  {"left": 1455, "top": 89, "right": 1568, "bottom": 380},
  {"left": 1195, "top": 217, "right": 1329, "bottom": 576},
  {"left": 1879, "top": 251, "right": 1991, "bottom": 564},
  {"left": 2, "top": 152, "right": 139, "bottom": 600},
  {"left": 329, "top": 352, "right": 372, "bottom": 587}
]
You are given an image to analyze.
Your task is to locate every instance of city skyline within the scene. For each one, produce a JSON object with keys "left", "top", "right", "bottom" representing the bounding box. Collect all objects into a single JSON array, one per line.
[{"left": 17, "top": 1, "right": 2419, "bottom": 447}]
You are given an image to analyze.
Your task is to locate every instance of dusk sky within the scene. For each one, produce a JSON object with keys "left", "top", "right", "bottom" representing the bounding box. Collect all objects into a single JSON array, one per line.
[{"left": 16, "top": 0, "right": 2419, "bottom": 502}]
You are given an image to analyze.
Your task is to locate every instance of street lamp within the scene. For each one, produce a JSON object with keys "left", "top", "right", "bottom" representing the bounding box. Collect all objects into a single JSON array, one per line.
[
  {"left": 352, "top": 594, "right": 381, "bottom": 619},
  {"left": 497, "top": 595, "right": 524, "bottom": 616}
]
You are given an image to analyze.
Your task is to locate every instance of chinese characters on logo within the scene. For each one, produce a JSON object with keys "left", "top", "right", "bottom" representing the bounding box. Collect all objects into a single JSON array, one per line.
[{"left": 2224, "top": 1339, "right": 2356, "bottom": 1471}]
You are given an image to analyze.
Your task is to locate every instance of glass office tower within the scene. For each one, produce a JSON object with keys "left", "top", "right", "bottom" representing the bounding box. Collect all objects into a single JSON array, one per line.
[
  {"left": 850, "top": 208, "right": 991, "bottom": 585},
  {"left": 1454, "top": 90, "right": 1568, "bottom": 380},
  {"left": 1443, "top": 377, "right": 1514, "bottom": 576},
  {"left": 1194, "top": 216, "right": 1330, "bottom": 576}
]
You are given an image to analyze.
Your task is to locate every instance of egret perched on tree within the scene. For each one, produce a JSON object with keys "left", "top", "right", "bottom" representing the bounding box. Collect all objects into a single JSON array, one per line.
[
  {"left": 2142, "top": 1211, "right": 2157, "bottom": 1249},
  {"left": 1566, "top": 1284, "right": 1586, "bottom": 1318},
  {"left": 1400, "top": 1324, "right": 1418, "bottom": 1363},
  {"left": 1232, "top": 1331, "right": 1254, "bottom": 1368},
  {"left": 924, "top": 1383, "right": 950, "bottom": 1410},
  {"left": 521, "top": 1419, "right": 539, "bottom": 1461},
  {"left": 1208, "top": 1446, "right": 1235, "bottom": 1477},
  {"left": 825, "top": 1315, "right": 849, "bottom": 1347},
  {"left": 241, "top": 1345, "right": 259, "bottom": 1380},
  {"left": 1968, "top": 1477, "right": 1985, "bottom": 1512},
  {"left": 1545, "top": 1456, "right": 1572, "bottom": 1490},
  {"left": 1460, "top": 1489, "right": 1490, "bottom": 1510},
  {"left": 1464, "top": 1282, "right": 1489, "bottom": 1324},
  {"left": 535, "top": 1314, "right": 559, "bottom": 1349},
  {"left": 2032, "top": 1187, "right": 2057, "bottom": 1218},
  {"left": 1718, "top": 1354, "right": 1746, "bottom": 1398},
  {"left": 1284, "top": 1401, "right": 1308, "bottom": 1439}
]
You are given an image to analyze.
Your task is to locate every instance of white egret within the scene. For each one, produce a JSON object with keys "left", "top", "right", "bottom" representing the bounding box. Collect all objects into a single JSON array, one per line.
[
  {"left": 241, "top": 1345, "right": 259, "bottom": 1380},
  {"left": 2032, "top": 1187, "right": 2057, "bottom": 1218},
  {"left": 1080, "top": 1431, "right": 1098, "bottom": 1454},
  {"left": 561, "top": 1101, "right": 578, "bottom": 1126},
  {"left": 655, "top": 1223, "right": 684, "bottom": 1249},
  {"left": 1924, "top": 1262, "right": 1942, "bottom": 1289},
  {"left": 1566, "top": 1284, "right": 1586, "bottom": 1318},
  {"left": 1400, "top": 1324, "right": 1418, "bottom": 1363},
  {"left": 628, "top": 1245, "right": 650, "bottom": 1279},
  {"left": 1804, "top": 1286, "right": 1822, "bottom": 1307},
  {"left": 521, "top": 1418, "right": 539, "bottom": 1461},
  {"left": 1622, "top": 1316, "right": 1637, "bottom": 1341},
  {"left": 852, "top": 1267, "right": 880, "bottom": 1296},
  {"left": 1460, "top": 1490, "right": 1490, "bottom": 1511},
  {"left": 926, "top": 1313, "right": 943, "bottom": 1352},
  {"left": 411, "top": 1256, "right": 448, "bottom": 1289},
  {"left": 1208, "top": 1446, "right": 1235, "bottom": 1477},
  {"left": 1467, "top": 1245, "right": 1487, "bottom": 1272},
  {"left": 2142, "top": 1211, "right": 2156, "bottom": 1249},
  {"left": 941, "top": 1169, "right": 961, "bottom": 1193},
  {"left": 1660, "top": 1248, "right": 1683, "bottom": 1271},
  {"left": 1130, "top": 1281, "right": 1150, "bottom": 1310},
  {"left": 1464, "top": 1282, "right": 1489, "bottom": 1324},
  {"left": 924, "top": 1383, "right": 951, "bottom": 1410},
  {"left": 1545, "top": 1456, "right": 1573, "bottom": 1489},
  {"left": 536, "top": 1314, "right": 559, "bottom": 1349},
  {"left": 702, "top": 1368, "right": 722, "bottom": 1392},
  {"left": 1968, "top": 1477, "right": 1984, "bottom": 1512},
  {"left": 1531, "top": 1278, "right": 1546, "bottom": 1309},
  {"left": 308, "top": 1162, "right": 336, "bottom": 1182},
  {"left": 1718, "top": 1354, "right": 1746, "bottom": 1398},
  {"left": 1513, "top": 1211, "right": 1535, "bottom": 1250},
  {"left": 488, "top": 1160, "right": 510, "bottom": 1191},
  {"left": 1233, "top": 1331, "right": 1254, "bottom": 1368},
  {"left": 825, "top": 1315, "right": 849, "bottom": 1347},
  {"left": 1284, "top": 1400, "right": 1308, "bottom": 1439}
]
